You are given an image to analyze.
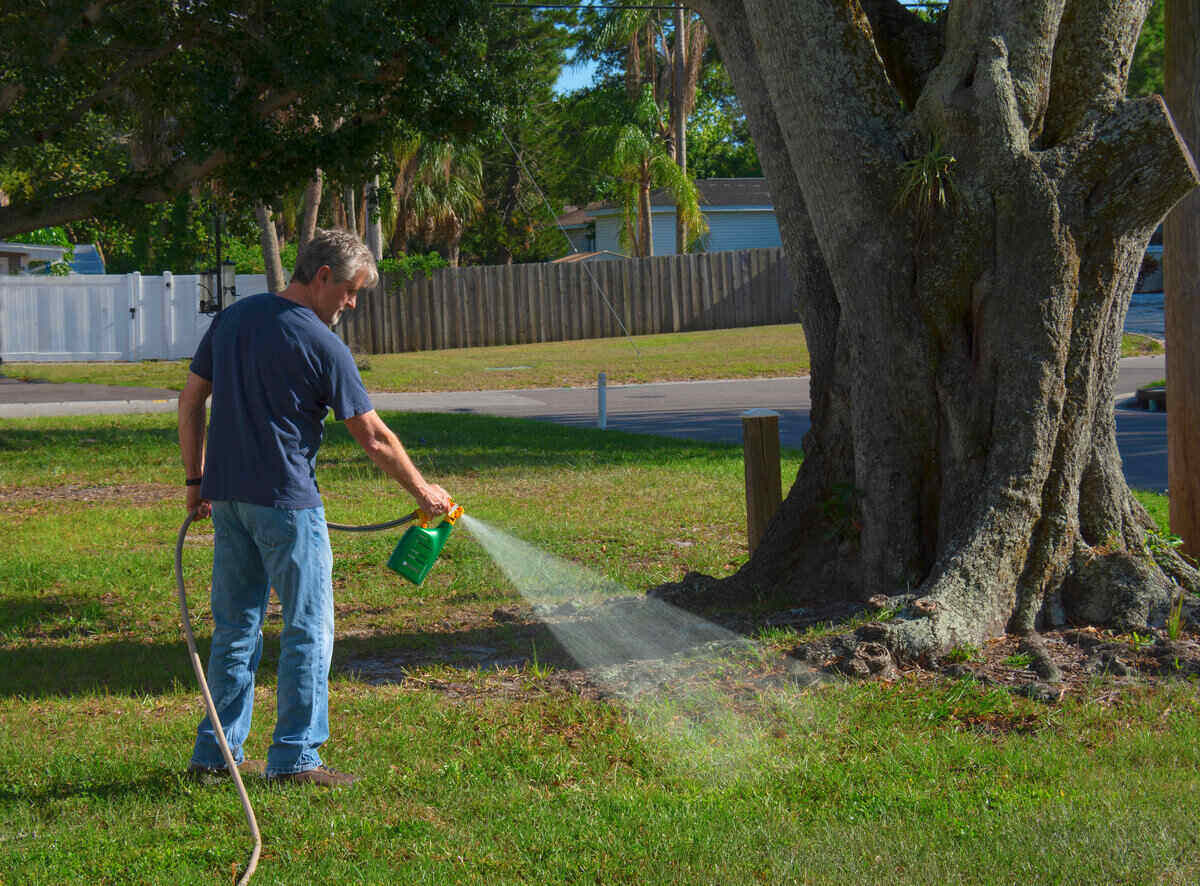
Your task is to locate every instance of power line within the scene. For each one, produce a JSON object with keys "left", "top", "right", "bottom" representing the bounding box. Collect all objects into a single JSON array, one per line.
[
  {"left": 495, "top": 4, "right": 685, "bottom": 9},
  {"left": 501, "top": 130, "right": 641, "bottom": 357}
]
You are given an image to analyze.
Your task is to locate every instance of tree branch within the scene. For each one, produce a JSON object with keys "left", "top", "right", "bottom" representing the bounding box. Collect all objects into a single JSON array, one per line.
[
  {"left": 11, "top": 40, "right": 198, "bottom": 154},
  {"left": 930, "top": 0, "right": 1066, "bottom": 143},
  {"left": 0, "top": 84, "right": 24, "bottom": 116},
  {"left": 47, "top": 0, "right": 116, "bottom": 66},
  {"left": 1042, "top": 0, "right": 1153, "bottom": 146},
  {"left": 0, "top": 150, "right": 227, "bottom": 239},
  {"left": 711, "top": 0, "right": 905, "bottom": 229},
  {"left": 858, "top": 0, "right": 944, "bottom": 110},
  {"left": 1064, "top": 95, "right": 1200, "bottom": 235}
]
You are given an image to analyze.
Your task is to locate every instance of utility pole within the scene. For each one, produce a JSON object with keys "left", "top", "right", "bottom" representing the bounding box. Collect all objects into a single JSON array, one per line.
[{"left": 673, "top": 2, "right": 687, "bottom": 256}]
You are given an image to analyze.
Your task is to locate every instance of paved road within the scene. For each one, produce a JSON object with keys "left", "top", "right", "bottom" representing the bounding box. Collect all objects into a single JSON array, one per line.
[{"left": 0, "top": 356, "right": 1170, "bottom": 490}]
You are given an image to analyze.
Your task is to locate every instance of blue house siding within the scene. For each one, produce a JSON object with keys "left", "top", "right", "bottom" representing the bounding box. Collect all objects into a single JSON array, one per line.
[
  {"left": 703, "top": 209, "right": 782, "bottom": 251},
  {"left": 589, "top": 205, "right": 781, "bottom": 256},
  {"left": 595, "top": 214, "right": 625, "bottom": 254},
  {"left": 651, "top": 210, "right": 678, "bottom": 256}
]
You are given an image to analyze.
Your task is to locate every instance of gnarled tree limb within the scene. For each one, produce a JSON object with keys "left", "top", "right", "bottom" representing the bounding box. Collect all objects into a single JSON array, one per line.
[
  {"left": 1042, "top": 0, "right": 1153, "bottom": 146},
  {"left": 1064, "top": 95, "right": 1200, "bottom": 235}
]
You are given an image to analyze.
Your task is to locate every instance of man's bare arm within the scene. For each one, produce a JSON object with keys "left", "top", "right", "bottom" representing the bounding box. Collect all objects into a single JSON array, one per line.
[
  {"left": 344, "top": 410, "right": 451, "bottom": 515},
  {"left": 178, "top": 371, "right": 212, "bottom": 518}
]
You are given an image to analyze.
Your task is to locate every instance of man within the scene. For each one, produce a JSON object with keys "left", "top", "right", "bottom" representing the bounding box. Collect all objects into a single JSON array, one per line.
[{"left": 178, "top": 228, "right": 451, "bottom": 787}]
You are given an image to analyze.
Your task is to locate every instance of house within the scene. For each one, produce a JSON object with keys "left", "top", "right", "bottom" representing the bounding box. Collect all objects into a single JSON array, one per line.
[
  {"left": 0, "top": 241, "right": 106, "bottom": 274},
  {"left": 556, "top": 178, "right": 783, "bottom": 258},
  {"left": 0, "top": 241, "right": 69, "bottom": 275}
]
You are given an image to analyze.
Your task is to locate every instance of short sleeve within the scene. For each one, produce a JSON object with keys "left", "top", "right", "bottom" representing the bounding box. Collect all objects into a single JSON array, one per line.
[
  {"left": 324, "top": 340, "right": 374, "bottom": 421},
  {"left": 189, "top": 316, "right": 217, "bottom": 381}
]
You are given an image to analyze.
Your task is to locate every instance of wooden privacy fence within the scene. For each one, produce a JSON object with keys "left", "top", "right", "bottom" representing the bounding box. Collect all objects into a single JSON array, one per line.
[{"left": 336, "top": 247, "right": 796, "bottom": 354}]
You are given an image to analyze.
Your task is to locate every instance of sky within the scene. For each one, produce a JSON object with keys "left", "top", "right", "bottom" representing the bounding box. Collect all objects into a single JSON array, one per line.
[{"left": 554, "top": 54, "right": 598, "bottom": 94}]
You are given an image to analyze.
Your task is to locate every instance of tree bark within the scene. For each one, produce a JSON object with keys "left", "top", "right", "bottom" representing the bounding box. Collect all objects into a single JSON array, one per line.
[
  {"left": 299, "top": 169, "right": 323, "bottom": 251},
  {"left": 677, "top": 0, "right": 1200, "bottom": 659},
  {"left": 255, "top": 202, "right": 287, "bottom": 293},
  {"left": 365, "top": 174, "right": 384, "bottom": 261},
  {"left": 1166, "top": 0, "right": 1200, "bottom": 558},
  {"left": 639, "top": 161, "right": 654, "bottom": 257},
  {"left": 343, "top": 185, "right": 358, "bottom": 237}
]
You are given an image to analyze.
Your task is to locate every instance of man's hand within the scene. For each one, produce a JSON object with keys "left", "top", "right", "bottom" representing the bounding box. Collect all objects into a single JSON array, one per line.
[
  {"left": 417, "top": 483, "right": 453, "bottom": 517},
  {"left": 187, "top": 486, "right": 212, "bottom": 520}
]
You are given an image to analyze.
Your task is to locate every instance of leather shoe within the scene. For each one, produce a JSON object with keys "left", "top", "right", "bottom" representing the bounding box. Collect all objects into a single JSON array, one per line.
[
  {"left": 185, "top": 759, "right": 266, "bottom": 783},
  {"left": 267, "top": 765, "right": 359, "bottom": 787}
]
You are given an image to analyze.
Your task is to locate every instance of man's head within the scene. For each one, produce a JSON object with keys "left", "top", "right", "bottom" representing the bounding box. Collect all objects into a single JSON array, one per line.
[{"left": 291, "top": 228, "right": 379, "bottom": 327}]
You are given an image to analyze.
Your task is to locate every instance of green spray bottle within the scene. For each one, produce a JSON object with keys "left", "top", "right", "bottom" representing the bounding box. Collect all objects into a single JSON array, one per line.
[{"left": 387, "top": 503, "right": 464, "bottom": 586}]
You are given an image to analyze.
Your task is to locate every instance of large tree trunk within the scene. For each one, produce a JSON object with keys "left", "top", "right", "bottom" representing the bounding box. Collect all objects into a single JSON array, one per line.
[
  {"left": 683, "top": 0, "right": 1200, "bottom": 659},
  {"left": 1166, "top": 0, "right": 1200, "bottom": 558}
]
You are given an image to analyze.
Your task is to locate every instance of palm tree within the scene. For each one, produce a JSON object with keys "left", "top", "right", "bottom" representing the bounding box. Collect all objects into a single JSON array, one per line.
[
  {"left": 387, "top": 138, "right": 483, "bottom": 267},
  {"left": 576, "top": 3, "right": 709, "bottom": 252},
  {"left": 593, "top": 86, "right": 706, "bottom": 257}
]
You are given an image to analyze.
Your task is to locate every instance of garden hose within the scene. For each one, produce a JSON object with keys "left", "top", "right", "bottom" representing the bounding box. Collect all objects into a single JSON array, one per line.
[{"left": 173, "top": 507, "right": 421, "bottom": 886}]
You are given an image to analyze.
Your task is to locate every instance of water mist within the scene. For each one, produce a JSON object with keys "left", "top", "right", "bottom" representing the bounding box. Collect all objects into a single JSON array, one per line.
[{"left": 460, "top": 514, "right": 820, "bottom": 778}]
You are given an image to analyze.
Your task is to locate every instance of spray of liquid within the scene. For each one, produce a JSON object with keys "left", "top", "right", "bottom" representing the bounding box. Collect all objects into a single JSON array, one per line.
[{"left": 460, "top": 514, "right": 821, "bottom": 778}]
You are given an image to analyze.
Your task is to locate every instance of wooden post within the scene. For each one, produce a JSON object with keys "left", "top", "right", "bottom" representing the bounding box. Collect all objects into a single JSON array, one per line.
[{"left": 742, "top": 408, "right": 782, "bottom": 555}]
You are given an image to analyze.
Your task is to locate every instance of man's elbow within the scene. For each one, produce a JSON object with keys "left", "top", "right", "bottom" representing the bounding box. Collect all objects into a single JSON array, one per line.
[
  {"left": 359, "top": 428, "right": 394, "bottom": 459},
  {"left": 179, "top": 391, "right": 207, "bottom": 415}
]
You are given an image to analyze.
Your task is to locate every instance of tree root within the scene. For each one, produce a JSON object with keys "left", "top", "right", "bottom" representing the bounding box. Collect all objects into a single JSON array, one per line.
[{"left": 1017, "top": 634, "right": 1062, "bottom": 683}]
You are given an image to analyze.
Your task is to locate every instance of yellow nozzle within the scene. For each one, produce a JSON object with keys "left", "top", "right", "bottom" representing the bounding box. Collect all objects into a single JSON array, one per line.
[{"left": 417, "top": 503, "right": 462, "bottom": 528}]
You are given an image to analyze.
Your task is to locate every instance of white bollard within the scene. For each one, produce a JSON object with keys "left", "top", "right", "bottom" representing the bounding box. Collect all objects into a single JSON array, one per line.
[{"left": 598, "top": 371, "right": 607, "bottom": 430}]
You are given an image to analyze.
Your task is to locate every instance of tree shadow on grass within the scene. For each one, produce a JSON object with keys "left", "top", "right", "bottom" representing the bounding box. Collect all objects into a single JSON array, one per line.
[
  {"left": 0, "top": 587, "right": 761, "bottom": 700},
  {"left": 0, "top": 422, "right": 179, "bottom": 477},
  {"left": 0, "top": 411, "right": 741, "bottom": 490},
  {"left": 0, "top": 620, "right": 579, "bottom": 700},
  {"left": 0, "top": 590, "right": 765, "bottom": 703},
  {"left": 0, "top": 771, "right": 189, "bottom": 805},
  {"left": 0, "top": 594, "right": 111, "bottom": 641},
  {"left": 286, "top": 411, "right": 738, "bottom": 476}
]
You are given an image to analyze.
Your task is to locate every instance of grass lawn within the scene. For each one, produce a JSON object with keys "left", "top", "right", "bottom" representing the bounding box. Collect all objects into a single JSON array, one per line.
[
  {"left": 0, "top": 325, "right": 1163, "bottom": 394},
  {"left": 1, "top": 411, "right": 1196, "bottom": 884},
  {"left": 0, "top": 324, "right": 813, "bottom": 393},
  {"left": 1121, "top": 332, "right": 1165, "bottom": 358}
]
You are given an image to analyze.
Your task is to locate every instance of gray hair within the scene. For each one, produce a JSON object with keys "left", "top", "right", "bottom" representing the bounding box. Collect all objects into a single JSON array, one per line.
[{"left": 291, "top": 228, "right": 379, "bottom": 288}]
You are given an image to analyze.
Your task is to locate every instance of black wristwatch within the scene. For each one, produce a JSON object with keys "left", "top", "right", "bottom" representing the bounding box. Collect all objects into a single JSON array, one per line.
[{"left": 185, "top": 477, "right": 203, "bottom": 487}]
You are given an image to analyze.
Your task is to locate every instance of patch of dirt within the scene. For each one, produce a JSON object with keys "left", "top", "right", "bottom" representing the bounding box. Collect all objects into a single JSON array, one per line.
[
  {"left": 0, "top": 483, "right": 175, "bottom": 505},
  {"left": 789, "top": 608, "right": 1200, "bottom": 703},
  {"left": 334, "top": 592, "right": 1200, "bottom": 708}
]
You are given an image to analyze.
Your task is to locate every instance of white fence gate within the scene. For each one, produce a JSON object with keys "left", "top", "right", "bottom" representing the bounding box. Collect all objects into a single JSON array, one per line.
[{"left": 0, "top": 273, "right": 268, "bottom": 362}]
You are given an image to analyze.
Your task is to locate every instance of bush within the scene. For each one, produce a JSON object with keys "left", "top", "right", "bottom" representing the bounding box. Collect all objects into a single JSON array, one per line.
[
  {"left": 223, "top": 239, "right": 298, "bottom": 275},
  {"left": 378, "top": 252, "right": 447, "bottom": 284}
]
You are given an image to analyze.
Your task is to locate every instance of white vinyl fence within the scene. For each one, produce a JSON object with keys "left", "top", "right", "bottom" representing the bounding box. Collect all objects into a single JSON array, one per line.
[{"left": 0, "top": 273, "right": 268, "bottom": 362}]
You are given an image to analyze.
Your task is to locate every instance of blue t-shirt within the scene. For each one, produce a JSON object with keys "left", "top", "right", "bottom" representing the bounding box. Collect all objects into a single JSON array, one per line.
[{"left": 190, "top": 293, "right": 373, "bottom": 508}]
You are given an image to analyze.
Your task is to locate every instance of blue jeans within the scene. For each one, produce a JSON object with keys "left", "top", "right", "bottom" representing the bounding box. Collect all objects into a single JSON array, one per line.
[{"left": 190, "top": 501, "right": 334, "bottom": 776}]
